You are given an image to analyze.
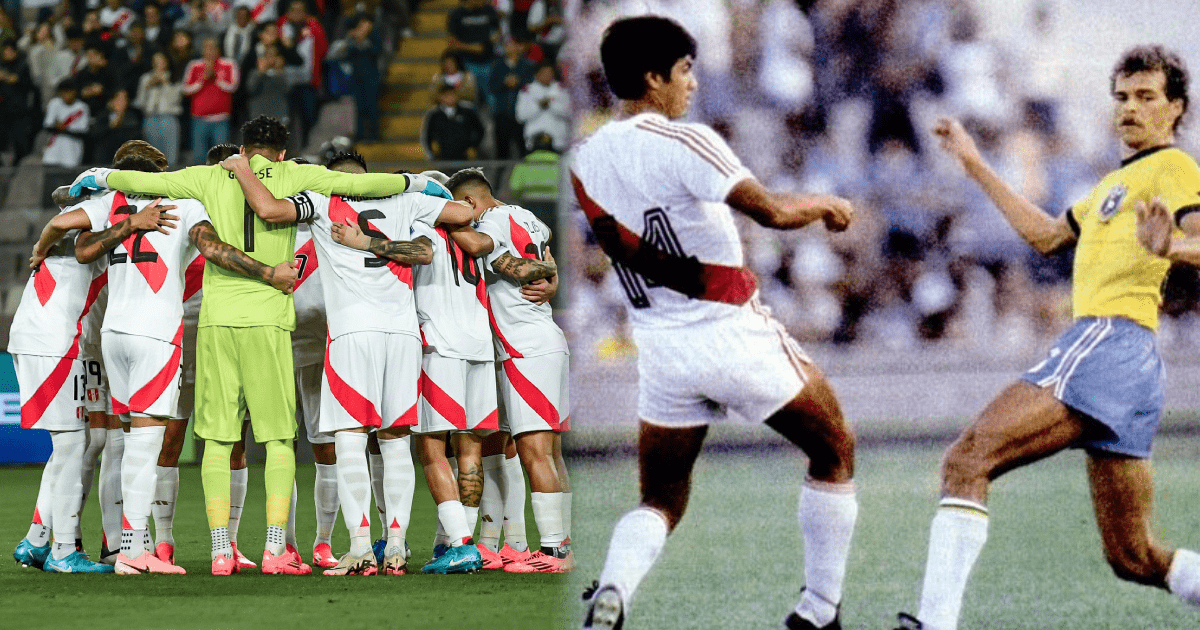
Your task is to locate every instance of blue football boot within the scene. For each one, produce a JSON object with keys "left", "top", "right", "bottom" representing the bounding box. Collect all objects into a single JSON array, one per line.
[
  {"left": 43, "top": 549, "right": 115, "bottom": 573},
  {"left": 421, "top": 544, "right": 482, "bottom": 574},
  {"left": 372, "top": 537, "right": 387, "bottom": 565},
  {"left": 431, "top": 543, "right": 449, "bottom": 560},
  {"left": 14, "top": 538, "right": 51, "bottom": 569}
]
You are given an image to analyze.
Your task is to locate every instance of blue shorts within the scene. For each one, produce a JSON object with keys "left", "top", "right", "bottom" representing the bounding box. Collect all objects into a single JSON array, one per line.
[{"left": 1021, "top": 317, "right": 1164, "bottom": 458}]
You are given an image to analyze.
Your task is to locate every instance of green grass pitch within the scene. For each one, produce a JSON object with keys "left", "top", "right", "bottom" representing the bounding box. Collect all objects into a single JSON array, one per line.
[
  {"left": 564, "top": 432, "right": 1200, "bottom": 629},
  {"left": 1, "top": 463, "right": 569, "bottom": 630}
]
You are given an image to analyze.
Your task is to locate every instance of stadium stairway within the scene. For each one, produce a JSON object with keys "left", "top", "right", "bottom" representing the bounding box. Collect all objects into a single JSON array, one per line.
[{"left": 357, "top": 0, "right": 455, "bottom": 164}]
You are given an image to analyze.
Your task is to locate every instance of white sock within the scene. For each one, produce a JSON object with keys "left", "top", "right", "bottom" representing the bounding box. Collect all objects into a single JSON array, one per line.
[
  {"left": 228, "top": 467, "right": 248, "bottom": 543},
  {"left": 99, "top": 428, "right": 124, "bottom": 551},
  {"left": 502, "top": 454, "right": 528, "bottom": 551},
  {"left": 210, "top": 526, "right": 232, "bottom": 560},
  {"left": 120, "top": 426, "right": 165, "bottom": 534},
  {"left": 49, "top": 430, "right": 86, "bottom": 560},
  {"left": 463, "top": 504, "right": 479, "bottom": 541},
  {"left": 598, "top": 507, "right": 671, "bottom": 609},
  {"left": 479, "top": 454, "right": 504, "bottom": 551},
  {"left": 286, "top": 480, "right": 298, "bottom": 548},
  {"left": 313, "top": 463, "right": 339, "bottom": 547},
  {"left": 335, "top": 432, "right": 372, "bottom": 556},
  {"left": 379, "top": 436, "right": 415, "bottom": 552},
  {"left": 794, "top": 480, "right": 858, "bottom": 627},
  {"left": 437, "top": 500, "right": 472, "bottom": 546},
  {"left": 153, "top": 466, "right": 179, "bottom": 545},
  {"left": 433, "top": 512, "right": 449, "bottom": 548},
  {"left": 563, "top": 491, "right": 573, "bottom": 541},
  {"left": 78, "top": 427, "right": 106, "bottom": 540},
  {"left": 530, "top": 491, "right": 565, "bottom": 548},
  {"left": 368, "top": 452, "right": 386, "bottom": 531},
  {"left": 265, "top": 525, "right": 286, "bottom": 556},
  {"left": 29, "top": 449, "right": 57, "bottom": 545},
  {"left": 917, "top": 499, "right": 990, "bottom": 630},
  {"left": 1168, "top": 549, "right": 1200, "bottom": 607}
]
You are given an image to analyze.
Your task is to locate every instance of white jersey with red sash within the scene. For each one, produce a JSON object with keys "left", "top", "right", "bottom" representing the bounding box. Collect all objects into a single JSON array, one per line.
[
  {"left": 291, "top": 224, "right": 326, "bottom": 368},
  {"left": 412, "top": 223, "right": 493, "bottom": 360}
]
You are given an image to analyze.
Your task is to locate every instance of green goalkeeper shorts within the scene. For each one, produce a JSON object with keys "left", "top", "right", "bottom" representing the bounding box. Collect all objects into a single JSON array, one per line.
[{"left": 194, "top": 325, "right": 296, "bottom": 443}]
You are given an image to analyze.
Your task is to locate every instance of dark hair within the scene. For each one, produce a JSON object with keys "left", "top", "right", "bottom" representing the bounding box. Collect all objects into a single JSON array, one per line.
[
  {"left": 241, "top": 115, "right": 289, "bottom": 151},
  {"left": 440, "top": 50, "right": 462, "bottom": 70},
  {"left": 112, "top": 139, "right": 168, "bottom": 171},
  {"left": 326, "top": 150, "right": 367, "bottom": 172},
  {"left": 1112, "top": 45, "right": 1190, "bottom": 130},
  {"left": 600, "top": 15, "right": 696, "bottom": 100},
  {"left": 205, "top": 143, "right": 239, "bottom": 165},
  {"left": 56, "top": 77, "right": 77, "bottom": 92},
  {"left": 348, "top": 13, "right": 373, "bottom": 30},
  {"left": 112, "top": 155, "right": 163, "bottom": 173},
  {"left": 291, "top": 157, "right": 312, "bottom": 165},
  {"left": 446, "top": 167, "right": 492, "bottom": 195},
  {"left": 65, "top": 26, "right": 84, "bottom": 40}
]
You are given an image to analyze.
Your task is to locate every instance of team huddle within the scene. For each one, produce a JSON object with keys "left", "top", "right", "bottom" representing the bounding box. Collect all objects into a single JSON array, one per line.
[{"left": 9, "top": 115, "right": 572, "bottom": 577}]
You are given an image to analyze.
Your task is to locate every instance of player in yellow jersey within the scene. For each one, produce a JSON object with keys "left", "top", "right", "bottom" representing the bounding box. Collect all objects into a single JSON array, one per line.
[
  {"left": 67, "top": 116, "right": 448, "bottom": 576},
  {"left": 894, "top": 46, "right": 1200, "bottom": 630}
]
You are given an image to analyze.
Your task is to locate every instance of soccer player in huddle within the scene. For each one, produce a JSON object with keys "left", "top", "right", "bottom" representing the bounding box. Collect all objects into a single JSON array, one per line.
[
  {"left": 40, "top": 140, "right": 296, "bottom": 574},
  {"left": 445, "top": 168, "right": 571, "bottom": 574},
  {"left": 222, "top": 149, "right": 473, "bottom": 575},
  {"left": 572, "top": 16, "right": 858, "bottom": 630},
  {"left": 894, "top": 46, "right": 1200, "bottom": 630},
  {"left": 69, "top": 115, "right": 448, "bottom": 574}
]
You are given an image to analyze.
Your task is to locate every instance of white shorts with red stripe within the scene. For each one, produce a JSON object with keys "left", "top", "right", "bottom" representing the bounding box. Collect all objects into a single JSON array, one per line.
[
  {"left": 498, "top": 351, "right": 569, "bottom": 436},
  {"left": 14, "top": 353, "right": 87, "bottom": 430},
  {"left": 79, "top": 345, "right": 111, "bottom": 414},
  {"left": 417, "top": 350, "right": 498, "bottom": 434},
  {"left": 102, "top": 330, "right": 183, "bottom": 419},
  {"left": 320, "top": 331, "right": 420, "bottom": 433},
  {"left": 296, "top": 361, "right": 332, "bottom": 443},
  {"left": 633, "top": 298, "right": 811, "bottom": 428}
]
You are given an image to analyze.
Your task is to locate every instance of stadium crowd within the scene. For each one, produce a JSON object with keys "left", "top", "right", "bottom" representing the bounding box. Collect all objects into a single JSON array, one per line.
[{"left": 569, "top": 0, "right": 1200, "bottom": 359}]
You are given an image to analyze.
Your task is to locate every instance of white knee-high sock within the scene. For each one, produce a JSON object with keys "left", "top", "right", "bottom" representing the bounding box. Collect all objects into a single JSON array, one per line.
[
  {"left": 463, "top": 504, "right": 479, "bottom": 541},
  {"left": 78, "top": 427, "right": 106, "bottom": 541},
  {"left": 437, "top": 499, "right": 472, "bottom": 546},
  {"left": 368, "top": 452, "right": 386, "bottom": 530},
  {"left": 502, "top": 453, "right": 528, "bottom": 551},
  {"left": 153, "top": 465, "right": 179, "bottom": 545},
  {"left": 598, "top": 507, "right": 670, "bottom": 609},
  {"left": 334, "top": 432, "right": 372, "bottom": 556},
  {"left": 27, "top": 450, "right": 56, "bottom": 545},
  {"left": 120, "top": 425, "right": 165, "bottom": 555},
  {"left": 794, "top": 480, "right": 858, "bottom": 627},
  {"left": 478, "top": 454, "right": 504, "bottom": 551},
  {"left": 916, "top": 499, "right": 990, "bottom": 630},
  {"left": 49, "top": 431, "right": 86, "bottom": 560},
  {"left": 530, "top": 491, "right": 565, "bottom": 548},
  {"left": 379, "top": 436, "right": 415, "bottom": 553},
  {"left": 99, "top": 428, "right": 124, "bottom": 552},
  {"left": 314, "top": 463, "right": 339, "bottom": 547},
  {"left": 228, "top": 467, "right": 248, "bottom": 543},
  {"left": 1168, "top": 549, "right": 1200, "bottom": 607}
]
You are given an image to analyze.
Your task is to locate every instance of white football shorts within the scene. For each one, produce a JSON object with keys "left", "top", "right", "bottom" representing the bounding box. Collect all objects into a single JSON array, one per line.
[
  {"left": 320, "top": 331, "right": 420, "bottom": 433},
  {"left": 498, "top": 351, "right": 569, "bottom": 436},
  {"left": 634, "top": 299, "right": 811, "bottom": 428},
  {"left": 296, "top": 361, "right": 332, "bottom": 443},
  {"left": 78, "top": 343, "right": 110, "bottom": 415},
  {"left": 417, "top": 350, "right": 498, "bottom": 434},
  {"left": 101, "top": 330, "right": 183, "bottom": 419},
  {"left": 14, "top": 353, "right": 87, "bottom": 430}
]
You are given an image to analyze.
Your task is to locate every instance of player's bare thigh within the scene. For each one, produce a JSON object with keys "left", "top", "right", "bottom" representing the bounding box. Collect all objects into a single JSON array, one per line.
[
  {"left": 637, "top": 420, "right": 707, "bottom": 532},
  {"left": 941, "top": 381, "right": 1084, "bottom": 503},
  {"left": 1087, "top": 452, "right": 1174, "bottom": 586},
  {"left": 764, "top": 365, "right": 855, "bottom": 483}
]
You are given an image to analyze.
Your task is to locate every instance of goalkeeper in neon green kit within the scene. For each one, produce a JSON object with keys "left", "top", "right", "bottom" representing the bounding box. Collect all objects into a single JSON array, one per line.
[{"left": 69, "top": 116, "right": 454, "bottom": 575}]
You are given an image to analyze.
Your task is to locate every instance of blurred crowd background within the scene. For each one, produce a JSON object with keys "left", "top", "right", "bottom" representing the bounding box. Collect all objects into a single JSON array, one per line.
[{"left": 567, "top": 0, "right": 1200, "bottom": 363}]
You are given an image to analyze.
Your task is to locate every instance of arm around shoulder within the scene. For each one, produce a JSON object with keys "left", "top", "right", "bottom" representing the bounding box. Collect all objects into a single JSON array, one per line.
[{"left": 725, "top": 177, "right": 853, "bottom": 232}]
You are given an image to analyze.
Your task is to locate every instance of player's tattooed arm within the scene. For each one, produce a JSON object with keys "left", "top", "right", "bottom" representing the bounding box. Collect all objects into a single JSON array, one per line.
[
  {"left": 222, "top": 154, "right": 298, "bottom": 224},
  {"left": 490, "top": 249, "right": 557, "bottom": 285},
  {"left": 189, "top": 221, "right": 298, "bottom": 293},
  {"left": 331, "top": 221, "right": 434, "bottom": 265},
  {"left": 447, "top": 225, "right": 494, "bottom": 257},
  {"left": 75, "top": 199, "right": 179, "bottom": 263}
]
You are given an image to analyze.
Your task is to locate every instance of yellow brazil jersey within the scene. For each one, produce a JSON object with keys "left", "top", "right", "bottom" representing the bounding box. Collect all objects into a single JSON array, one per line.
[
  {"left": 106, "top": 156, "right": 418, "bottom": 329},
  {"left": 1068, "top": 146, "right": 1200, "bottom": 330}
]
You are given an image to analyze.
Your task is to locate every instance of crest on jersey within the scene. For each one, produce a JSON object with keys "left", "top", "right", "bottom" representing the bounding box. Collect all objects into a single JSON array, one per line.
[{"left": 1098, "top": 184, "right": 1127, "bottom": 222}]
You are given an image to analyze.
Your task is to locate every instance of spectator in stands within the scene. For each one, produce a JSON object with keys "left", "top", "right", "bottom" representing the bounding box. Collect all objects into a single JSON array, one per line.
[
  {"left": 77, "top": 40, "right": 118, "bottom": 159},
  {"left": 182, "top": 36, "right": 239, "bottom": 162},
  {"left": 526, "top": 0, "right": 563, "bottom": 63},
  {"left": 224, "top": 6, "right": 256, "bottom": 65},
  {"left": 48, "top": 26, "right": 86, "bottom": 93},
  {"left": 24, "top": 22, "right": 59, "bottom": 107},
  {"left": 508, "top": 131, "right": 559, "bottom": 202},
  {"left": 278, "top": 0, "right": 327, "bottom": 146},
  {"left": 178, "top": 0, "right": 231, "bottom": 55},
  {"left": 0, "top": 40, "right": 39, "bottom": 166},
  {"left": 99, "top": 0, "right": 135, "bottom": 36},
  {"left": 446, "top": 0, "right": 501, "bottom": 110},
  {"left": 233, "top": 0, "right": 278, "bottom": 25},
  {"left": 143, "top": 3, "right": 174, "bottom": 50},
  {"left": 82, "top": 10, "right": 103, "bottom": 38},
  {"left": 510, "top": 0, "right": 535, "bottom": 41},
  {"left": 430, "top": 50, "right": 477, "bottom": 104},
  {"left": 93, "top": 87, "right": 142, "bottom": 160},
  {"left": 421, "top": 83, "right": 484, "bottom": 160},
  {"left": 114, "top": 19, "right": 153, "bottom": 95},
  {"left": 167, "top": 29, "right": 196, "bottom": 81},
  {"left": 515, "top": 61, "right": 567, "bottom": 151},
  {"left": 136, "top": 51, "right": 183, "bottom": 164},
  {"left": 244, "top": 43, "right": 291, "bottom": 126},
  {"left": 42, "top": 78, "right": 88, "bottom": 167},
  {"left": 488, "top": 38, "right": 534, "bottom": 158},
  {"left": 330, "top": 14, "right": 382, "bottom": 141}
]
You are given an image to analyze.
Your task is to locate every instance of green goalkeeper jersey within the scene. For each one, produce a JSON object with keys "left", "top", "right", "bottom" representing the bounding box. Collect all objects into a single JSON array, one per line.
[{"left": 107, "top": 155, "right": 415, "bottom": 329}]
